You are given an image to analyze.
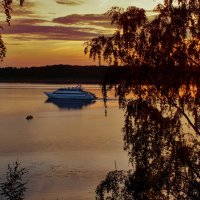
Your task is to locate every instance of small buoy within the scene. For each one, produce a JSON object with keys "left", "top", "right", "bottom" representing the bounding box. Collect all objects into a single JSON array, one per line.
[{"left": 26, "top": 115, "right": 33, "bottom": 120}]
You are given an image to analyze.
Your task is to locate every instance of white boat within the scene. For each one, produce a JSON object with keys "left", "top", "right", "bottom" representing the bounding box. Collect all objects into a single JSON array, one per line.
[{"left": 44, "top": 86, "right": 96, "bottom": 100}]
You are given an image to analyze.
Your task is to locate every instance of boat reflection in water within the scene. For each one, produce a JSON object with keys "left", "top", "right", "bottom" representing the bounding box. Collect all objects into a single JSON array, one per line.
[{"left": 45, "top": 98, "right": 96, "bottom": 110}]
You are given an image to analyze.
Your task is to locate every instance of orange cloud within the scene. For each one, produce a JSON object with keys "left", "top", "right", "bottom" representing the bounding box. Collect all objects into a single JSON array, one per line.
[
  {"left": 3, "top": 24, "right": 105, "bottom": 41},
  {"left": 53, "top": 14, "right": 112, "bottom": 28},
  {"left": 55, "top": 0, "right": 84, "bottom": 6}
]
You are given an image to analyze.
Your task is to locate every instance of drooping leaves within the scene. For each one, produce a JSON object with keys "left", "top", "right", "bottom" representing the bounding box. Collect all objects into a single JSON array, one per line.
[
  {"left": 85, "top": 1, "right": 200, "bottom": 68},
  {"left": 0, "top": 0, "right": 25, "bottom": 61}
]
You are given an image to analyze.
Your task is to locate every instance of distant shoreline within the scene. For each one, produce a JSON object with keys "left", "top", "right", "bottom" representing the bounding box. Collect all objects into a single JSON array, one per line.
[
  {"left": 0, "top": 80, "right": 103, "bottom": 84},
  {"left": 0, "top": 65, "right": 128, "bottom": 84},
  {"left": 1, "top": 64, "right": 200, "bottom": 85}
]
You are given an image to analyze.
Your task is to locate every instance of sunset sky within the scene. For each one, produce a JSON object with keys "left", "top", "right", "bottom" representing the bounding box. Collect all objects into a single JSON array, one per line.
[{"left": 1, "top": 0, "right": 162, "bottom": 67}]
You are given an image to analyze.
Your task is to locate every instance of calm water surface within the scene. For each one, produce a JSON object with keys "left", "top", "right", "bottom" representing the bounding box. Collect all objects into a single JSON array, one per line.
[{"left": 0, "top": 83, "right": 129, "bottom": 200}]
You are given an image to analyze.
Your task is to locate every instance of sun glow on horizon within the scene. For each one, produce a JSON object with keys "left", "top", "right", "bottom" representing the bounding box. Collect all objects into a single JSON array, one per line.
[{"left": 1, "top": 0, "right": 161, "bottom": 67}]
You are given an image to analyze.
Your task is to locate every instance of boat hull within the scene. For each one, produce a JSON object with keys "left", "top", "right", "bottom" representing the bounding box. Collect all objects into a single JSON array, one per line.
[{"left": 44, "top": 92, "right": 96, "bottom": 100}]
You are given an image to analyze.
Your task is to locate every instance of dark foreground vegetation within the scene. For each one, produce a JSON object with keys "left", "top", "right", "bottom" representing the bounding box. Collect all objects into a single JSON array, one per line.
[
  {"left": 1, "top": 162, "right": 27, "bottom": 200},
  {"left": 84, "top": 0, "right": 200, "bottom": 199}
]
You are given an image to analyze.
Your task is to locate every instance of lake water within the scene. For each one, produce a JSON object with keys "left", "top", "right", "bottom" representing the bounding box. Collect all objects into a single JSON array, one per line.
[{"left": 0, "top": 83, "right": 129, "bottom": 200}]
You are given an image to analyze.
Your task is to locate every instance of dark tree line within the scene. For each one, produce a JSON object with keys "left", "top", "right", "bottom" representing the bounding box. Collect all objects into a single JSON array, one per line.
[{"left": 0, "top": 65, "right": 129, "bottom": 83}]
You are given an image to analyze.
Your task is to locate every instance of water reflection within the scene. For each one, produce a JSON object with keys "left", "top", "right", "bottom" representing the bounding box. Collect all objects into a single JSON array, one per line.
[
  {"left": 96, "top": 81, "right": 200, "bottom": 199},
  {"left": 45, "top": 98, "right": 96, "bottom": 110}
]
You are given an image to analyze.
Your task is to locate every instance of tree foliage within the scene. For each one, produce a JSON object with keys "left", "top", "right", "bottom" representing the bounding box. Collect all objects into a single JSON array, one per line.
[
  {"left": 1, "top": 161, "right": 28, "bottom": 200},
  {"left": 0, "top": 0, "right": 24, "bottom": 61},
  {"left": 96, "top": 79, "right": 200, "bottom": 200},
  {"left": 87, "top": 1, "right": 200, "bottom": 199},
  {"left": 85, "top": 0, "right": 200, "bottom": 68}
]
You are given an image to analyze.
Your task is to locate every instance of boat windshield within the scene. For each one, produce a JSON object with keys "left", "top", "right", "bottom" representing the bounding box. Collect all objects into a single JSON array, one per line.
[{"left": 55, "top": 87, "right": 83, "bottom": 92}]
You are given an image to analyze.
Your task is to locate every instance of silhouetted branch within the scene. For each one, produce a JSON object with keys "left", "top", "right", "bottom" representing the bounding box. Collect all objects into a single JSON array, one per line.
[{"left": 1, "top": 161, "right": 28, "bottom": 200}]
